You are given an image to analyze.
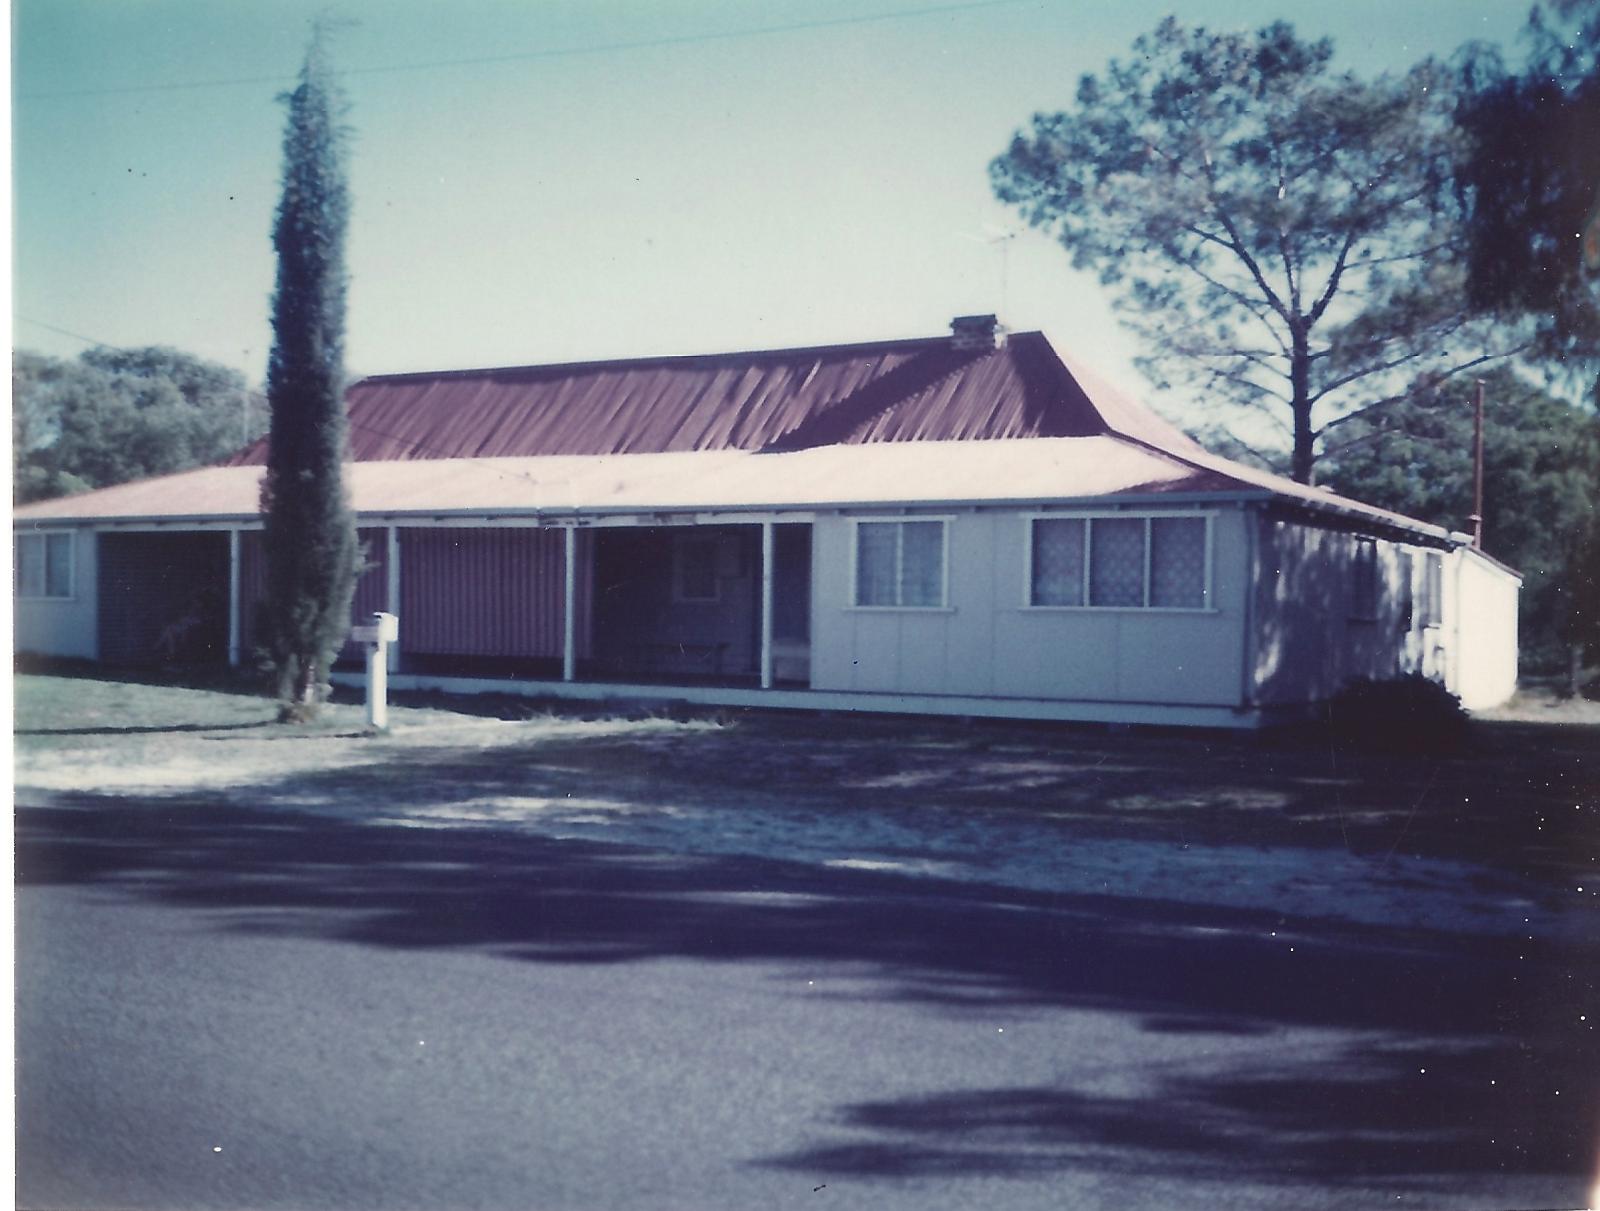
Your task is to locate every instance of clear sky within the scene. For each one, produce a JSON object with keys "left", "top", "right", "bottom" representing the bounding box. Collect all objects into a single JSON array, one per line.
[{"left": 13, "top": 0, "right": 1528, "bottom": 407}]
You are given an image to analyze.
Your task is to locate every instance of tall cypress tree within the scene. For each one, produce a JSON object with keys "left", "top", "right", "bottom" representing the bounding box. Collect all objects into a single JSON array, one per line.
[{"left": 260, "top": 29, "right": 358, "bottom": 720}]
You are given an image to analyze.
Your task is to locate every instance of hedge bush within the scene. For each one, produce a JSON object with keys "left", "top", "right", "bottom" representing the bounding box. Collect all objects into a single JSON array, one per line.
[{"left": 1324, "top": 675, "right": 1470, "bottom": 755}]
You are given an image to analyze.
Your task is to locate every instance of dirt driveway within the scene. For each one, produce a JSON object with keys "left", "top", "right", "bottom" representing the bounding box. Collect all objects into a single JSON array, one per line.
[{"left": 14, "top": 673, "right": 1599, "bottom": 936}]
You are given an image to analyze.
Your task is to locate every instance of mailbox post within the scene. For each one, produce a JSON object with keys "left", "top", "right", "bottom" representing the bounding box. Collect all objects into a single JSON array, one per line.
[{"left": 350, "top": 612, "right": 399, "bottom": 729}]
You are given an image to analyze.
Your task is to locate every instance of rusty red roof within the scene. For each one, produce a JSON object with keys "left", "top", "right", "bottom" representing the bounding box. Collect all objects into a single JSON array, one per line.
[
  {"left": 19, "top": 326, "right": 1468, "bottom": 544},
  {"left": 226, "top": 330, "right": 1204, "bottom": 465}
]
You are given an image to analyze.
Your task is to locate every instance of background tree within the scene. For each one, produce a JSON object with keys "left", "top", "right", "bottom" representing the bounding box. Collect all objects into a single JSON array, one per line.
[
  {"left": 259, "top": 28, "right": 359, "bottom": 720},
  {"left": 992, "top": 18, "right": 1504, "bottom": 483},
  {"left": 1316, "top": 367, "right": 1600, "bottom": 671},
  {"left": 13, "top": 346, "right": 265, "bottom": 504},
  {"left": 1560, "top": 513, "right": 1600, "bottom": 692},
  {"left": 1456, "top": 0, "right": 1600, "bottom": 398}
]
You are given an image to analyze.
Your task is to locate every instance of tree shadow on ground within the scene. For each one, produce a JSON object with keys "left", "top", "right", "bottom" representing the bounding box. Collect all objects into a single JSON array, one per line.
[
  {"left": 15, "top": 789, "right": 1599, "bottom": 1193},
  {"left": 182, "top": 707, "right": 1598, "bottom": 891},
  {"left": 763, "top": 1037, "right": 1591, "bottom": 1190}
]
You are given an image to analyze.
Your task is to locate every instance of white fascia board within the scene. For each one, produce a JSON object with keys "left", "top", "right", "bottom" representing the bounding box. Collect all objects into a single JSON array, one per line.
[
  {"left": 1260, "top": 496, "right": 1453, "bottom": 547},
  {"left": 343, "top": 490, "right": 1276, "bottom": 525},
  {"left": 17, "top": 516, "right": 264, "bottom": 531},
  {"left": 23, "top": 488, "right": 1451, "bottom": 542}
]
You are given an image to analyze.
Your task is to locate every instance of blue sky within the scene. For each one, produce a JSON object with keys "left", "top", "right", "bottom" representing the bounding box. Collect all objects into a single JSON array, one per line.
[{"left": 13, "top": 0, "right": 1528, "bottom": 404}]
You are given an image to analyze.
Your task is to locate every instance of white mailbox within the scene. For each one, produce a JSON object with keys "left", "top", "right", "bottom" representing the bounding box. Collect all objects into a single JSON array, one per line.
[
  {"left": 351, "top": 612, "right": 398, "bottom": 645},
  {"left": 352, "top": 612, "right": 398, "bottom": 729}
]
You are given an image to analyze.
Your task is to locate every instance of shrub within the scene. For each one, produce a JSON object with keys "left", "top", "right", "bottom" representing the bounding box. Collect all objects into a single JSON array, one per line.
[{"left": 1324, "top": 675, "right": 1470, "bottom": 755}]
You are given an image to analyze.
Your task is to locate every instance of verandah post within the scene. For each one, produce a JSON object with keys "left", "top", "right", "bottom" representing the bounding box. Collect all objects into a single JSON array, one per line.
[
  {"left": 227, "top": 529, "right": 242, "bottom": 667},
  {"left": 563, "top": 526, "right": 577, "bottom": 682},
  {"left": 386, "top": 526, "right": 401, "bottom": 673},
  {"left": 760, "top": 520, "right": 774, "bottom": 689}
]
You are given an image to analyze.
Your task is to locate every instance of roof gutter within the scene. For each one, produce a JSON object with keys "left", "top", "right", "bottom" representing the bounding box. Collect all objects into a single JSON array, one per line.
[
  {"left": 1103, "top": 428, "right": 1455, "bottom": 549},
  {"left": 15, "top": 488, "right": 1290, "bottom": 530}
]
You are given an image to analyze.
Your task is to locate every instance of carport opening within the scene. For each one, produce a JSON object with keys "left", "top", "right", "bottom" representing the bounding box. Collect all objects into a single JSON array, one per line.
[{"left": 98, "top": 531, "right": 230, "bottom": 666}]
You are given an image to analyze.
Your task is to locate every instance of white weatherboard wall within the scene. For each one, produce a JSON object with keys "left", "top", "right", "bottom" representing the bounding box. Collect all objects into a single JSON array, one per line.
[
  {"left": 1251, "top": 517, "right": 1446, "bottom": 707},
  {"left": 810, "top": 509, "right": 1248, "bottom": 707},
  {"left": 1451, "top": 548, "right": 1519, "bottom": 710},
  {"left": 14, "top": 527, "right": 99, "bottom": 660}
]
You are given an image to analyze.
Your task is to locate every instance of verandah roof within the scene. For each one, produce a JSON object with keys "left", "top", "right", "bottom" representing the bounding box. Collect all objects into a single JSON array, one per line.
[{"left": 13, "top": 434, "right": 1451, "bottom": 544}]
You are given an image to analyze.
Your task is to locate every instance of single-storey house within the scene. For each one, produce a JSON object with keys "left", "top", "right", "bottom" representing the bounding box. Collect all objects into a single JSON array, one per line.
[{"left": 14, "top": 316, "right": 1519, "bottom": 725}]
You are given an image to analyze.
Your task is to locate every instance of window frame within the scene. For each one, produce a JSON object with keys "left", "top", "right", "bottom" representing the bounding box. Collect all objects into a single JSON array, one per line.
[
  {"left": 1396, "top": 550, "right": 1415, "bottom": 630},
  {"left": 848, "top": 516, "right": 952, "bottom": 610},
  {"left": 1349, "top": 537, "right": 1379, "bottom": 623},
  {"left": 1021, "top": 511, "right": 1214, "bottom": 613},
  {"left": 1419, "top": 551, "right": 1444, "bottom": 628},
  {"left": 14, "top": 529, "right": 76, "bottom": 601}
]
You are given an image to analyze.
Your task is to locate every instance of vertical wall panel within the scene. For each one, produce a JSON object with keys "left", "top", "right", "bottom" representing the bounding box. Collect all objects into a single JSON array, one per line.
[
  {"left": 237, "top": 527, "right": 387, "bottom": 663},
  {"left": 400, "top": 527, "right": 573, "bottom": 658}
]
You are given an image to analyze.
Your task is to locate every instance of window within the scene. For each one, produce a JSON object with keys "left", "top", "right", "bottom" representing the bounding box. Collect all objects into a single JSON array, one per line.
[
  {"left": 672, "top": 534, "right": 720, "bottom": 602},
  {"left": 854, "top": 519, "right": 946, "bottom": 607},
  {"left": 1028, "top": 514, "right": 1207, "bottom": 610},
  {"left": 1350, "top": 538, "right": 1378, "bottom": 621},
  {"left": 1031, "top": 518, "right": 1085, "bottom": 606},
  {"left": 15, "top": 531, "right": 73, "bottom": 599},
  {"left": 1091, "top": 517, "right": 1145, "bottom": 606},
  {"left": 1419, "top": 552, "right": 1443, "bottom": 627}
]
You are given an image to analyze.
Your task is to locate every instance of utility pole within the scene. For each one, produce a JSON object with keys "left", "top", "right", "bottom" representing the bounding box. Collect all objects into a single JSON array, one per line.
[{"left": 1469, "top": 378, "right": 1485, "bottom": 550}]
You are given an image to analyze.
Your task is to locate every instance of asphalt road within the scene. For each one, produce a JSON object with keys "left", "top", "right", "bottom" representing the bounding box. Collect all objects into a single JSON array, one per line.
[{"left": 16, "top": 791, "right": 1599, "bottom": 1211}]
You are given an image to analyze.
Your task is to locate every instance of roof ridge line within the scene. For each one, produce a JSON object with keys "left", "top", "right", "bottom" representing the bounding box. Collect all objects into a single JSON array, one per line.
[{"left": 353, "top": 331, "right": 1048, "bottom": 385}]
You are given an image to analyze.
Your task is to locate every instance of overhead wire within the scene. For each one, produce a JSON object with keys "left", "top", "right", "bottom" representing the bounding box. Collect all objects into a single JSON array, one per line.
[
  {"left": 15, "top": 316, "right": 120, "bottom": 349},
  {"left": 16, "top": 0, "right": 1011, "bottom": 486},
  {"left": 18, "top": 0, "right": 1026, "bottom": 100}
]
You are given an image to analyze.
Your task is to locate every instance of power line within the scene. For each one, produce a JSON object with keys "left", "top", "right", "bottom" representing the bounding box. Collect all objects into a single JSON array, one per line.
[
  {"left": 15, "top": 316, "right": 119, "bottom": 349},
  {"left": 18, "top": 0, "right": 1026, "bottom": 100}
]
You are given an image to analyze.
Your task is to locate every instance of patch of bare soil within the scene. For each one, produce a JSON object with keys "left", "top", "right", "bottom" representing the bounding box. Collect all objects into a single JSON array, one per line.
[{"left": 487, "top": 708, "right": 1598, "bottom": 887}]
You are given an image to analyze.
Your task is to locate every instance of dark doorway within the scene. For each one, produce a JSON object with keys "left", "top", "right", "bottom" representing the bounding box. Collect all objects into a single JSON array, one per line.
[{"left": 587, "top": 525, "right": 761, "bottom": 684}]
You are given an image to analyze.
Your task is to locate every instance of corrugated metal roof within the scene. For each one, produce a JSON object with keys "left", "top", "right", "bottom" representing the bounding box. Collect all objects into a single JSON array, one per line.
[
  {"left": 20, "top": 437, "right": 1218, "bottom": 522},
  {"left": 15, "top": 327, "right": 1454, "bottom": 545},
  {"left": 225, "top": 331, "right": 1134, "bottom": 465},
  {"left": 12, "top": 435, "right": 1450, "bottom": 544}
]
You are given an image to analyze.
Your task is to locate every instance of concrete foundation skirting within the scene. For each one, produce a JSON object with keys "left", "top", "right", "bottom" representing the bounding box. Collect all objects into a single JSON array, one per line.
[{"left": 328, "top": 670, "right": 1264, "bottom": 729}]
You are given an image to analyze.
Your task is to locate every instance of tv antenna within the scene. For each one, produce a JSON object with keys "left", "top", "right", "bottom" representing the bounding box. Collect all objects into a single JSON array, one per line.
[{"left": 957, "top": 223, "right": 1018, "bottom": 316}]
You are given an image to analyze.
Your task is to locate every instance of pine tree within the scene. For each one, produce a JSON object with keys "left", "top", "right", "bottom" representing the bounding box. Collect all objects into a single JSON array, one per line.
[
  {"left": 260, "top": 28, "right": 359, "bottom": 720},
  {"left": 991, "top": 19, "right": 1502, "bottom": 484}
]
